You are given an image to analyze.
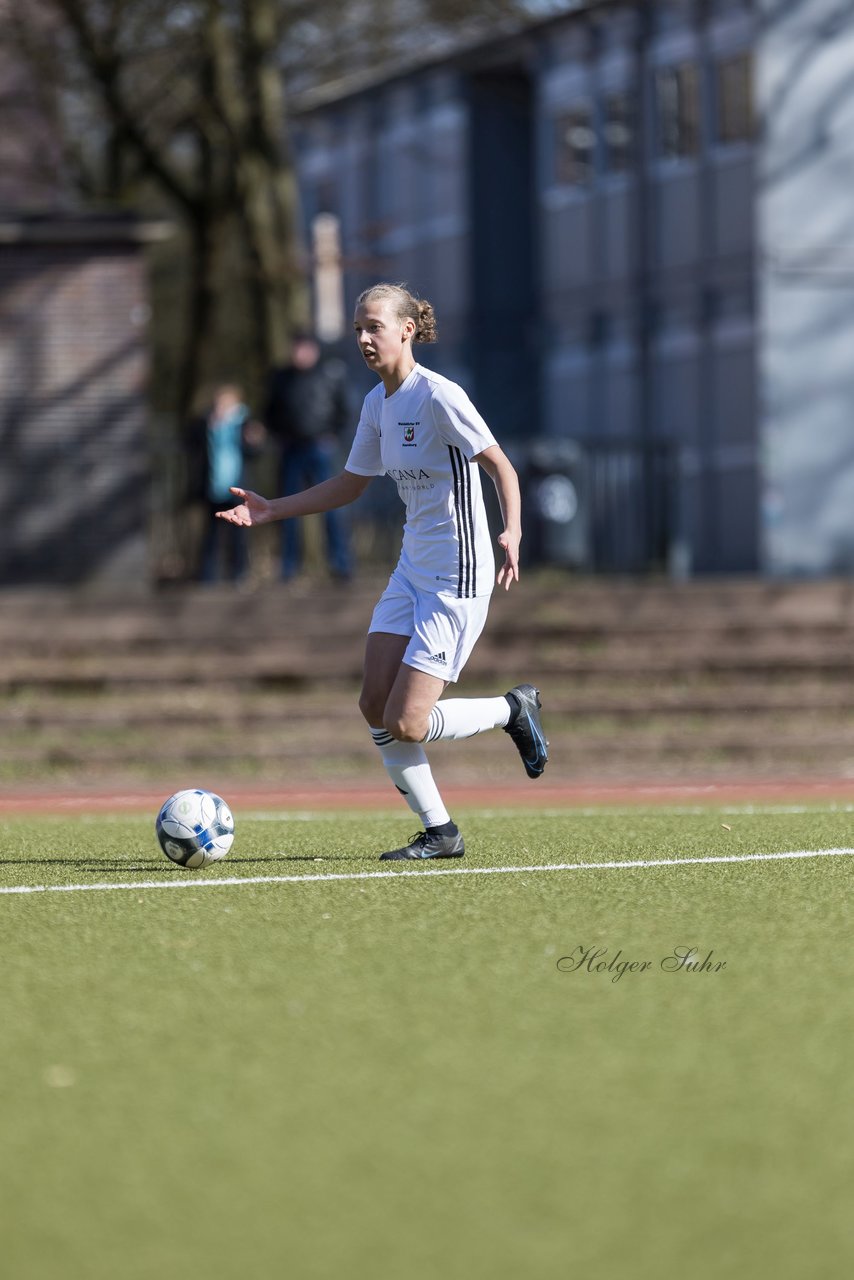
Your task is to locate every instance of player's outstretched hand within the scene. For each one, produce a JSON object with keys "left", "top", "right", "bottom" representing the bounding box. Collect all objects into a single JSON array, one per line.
[
  {"left": 215, "top": 487, "right": 272, "bottom": 527},
  {"left": 496, "top": 530, "right": 520, "bottom": 591}
]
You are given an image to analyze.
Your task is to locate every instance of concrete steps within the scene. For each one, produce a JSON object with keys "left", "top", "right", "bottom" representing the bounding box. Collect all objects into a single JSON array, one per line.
[{"left": 2, "top": 575, "right": 854, "bottom": 786}]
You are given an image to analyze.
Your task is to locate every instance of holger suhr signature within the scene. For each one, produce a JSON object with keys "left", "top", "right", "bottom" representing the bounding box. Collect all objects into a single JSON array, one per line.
[{"left": 557, "top": 946, "right": 727, "bottom": 983}]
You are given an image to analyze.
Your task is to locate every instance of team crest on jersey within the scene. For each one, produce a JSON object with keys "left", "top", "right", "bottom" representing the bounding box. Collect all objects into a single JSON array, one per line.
[
  {"left": 399, "top": 421, "right": 419, "bottom": 447},
  {"left": 404, "top": 426, "right": 415, "bottom": 442}
]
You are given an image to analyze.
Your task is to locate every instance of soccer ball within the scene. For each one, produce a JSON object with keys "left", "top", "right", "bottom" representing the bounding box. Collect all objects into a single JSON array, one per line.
[{"left": 155, "top": 789, "right": 234, "bottom": 869}]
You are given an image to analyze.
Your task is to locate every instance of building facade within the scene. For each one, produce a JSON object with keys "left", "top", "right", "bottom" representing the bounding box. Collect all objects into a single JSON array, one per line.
[
  {"left": 0, "top": 215, "right": 161, "bottom": 585},
  {"left": 0, "top": 8, "right": 169, "bottom": 587},
  {"left": 294, "top": 0, "right": 854, "bottom": 577}
]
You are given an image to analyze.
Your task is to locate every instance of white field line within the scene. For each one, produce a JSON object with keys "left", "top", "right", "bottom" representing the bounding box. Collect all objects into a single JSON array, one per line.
[
  {"left": 249, "top": 805, "right": 854, "bottom": 820},
  {"left": 76, "top": 802, "right": 854, "bottom": 824},
  {"left": 2, "top": 846, "right": 854, "bottom": 897}
]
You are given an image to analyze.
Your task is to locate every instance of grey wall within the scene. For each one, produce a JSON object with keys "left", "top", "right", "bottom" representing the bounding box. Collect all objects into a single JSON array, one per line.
[{"left": 757, "top": 0, "right": 854, "bottom": 574}]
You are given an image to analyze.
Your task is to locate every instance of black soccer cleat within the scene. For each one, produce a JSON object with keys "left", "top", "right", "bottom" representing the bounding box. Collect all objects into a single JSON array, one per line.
[
  {"left": 379, "top": 828, "right": 466, "bottom": 861},
  {"left": 503, "top": 683, "right": 549, "bottom": 779}
]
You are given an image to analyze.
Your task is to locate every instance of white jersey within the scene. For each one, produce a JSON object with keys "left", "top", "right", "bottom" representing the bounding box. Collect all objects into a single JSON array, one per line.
[{"left": 345, "top": 364, "right": 497, "bottom": 598}]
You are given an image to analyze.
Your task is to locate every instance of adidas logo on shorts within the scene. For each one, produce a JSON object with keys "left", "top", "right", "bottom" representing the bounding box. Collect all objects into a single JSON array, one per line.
[{"left": 426, "top": 651, "right": 447, "bottom": 665}]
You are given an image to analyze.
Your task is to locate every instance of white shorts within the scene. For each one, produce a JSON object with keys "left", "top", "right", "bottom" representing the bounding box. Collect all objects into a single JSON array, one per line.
[{"left": 368, "top": 569, "right": 492, "bottom": 683}]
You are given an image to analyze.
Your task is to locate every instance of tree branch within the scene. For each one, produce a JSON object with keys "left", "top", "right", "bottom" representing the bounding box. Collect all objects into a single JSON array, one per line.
[{"left": 50, "top": 0, "right": 202, "bottom": 215}]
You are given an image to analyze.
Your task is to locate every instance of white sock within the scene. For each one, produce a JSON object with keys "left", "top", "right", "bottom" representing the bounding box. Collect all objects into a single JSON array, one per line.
[
  {"left": 369, "top": 729, "right": 451, "bottom": 828},
  {"left": 422, "top": 696, "right": 511, "bottom": 744}
]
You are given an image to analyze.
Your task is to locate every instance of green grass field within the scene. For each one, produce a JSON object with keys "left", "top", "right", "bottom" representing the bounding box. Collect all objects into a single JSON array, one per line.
[{"left": 2, "top": 802, "right": 854, "bottom": 1279}]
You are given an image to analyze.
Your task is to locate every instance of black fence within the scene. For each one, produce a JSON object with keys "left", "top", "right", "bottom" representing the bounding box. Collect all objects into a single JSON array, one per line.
[{"left": 520, "top": 437, "right": 676, "bottom": 574}]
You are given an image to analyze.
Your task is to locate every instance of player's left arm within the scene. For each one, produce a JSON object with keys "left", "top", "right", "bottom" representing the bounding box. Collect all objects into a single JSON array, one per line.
[{"left": 473, "top": 444, "right": 522, "bottom": 591}]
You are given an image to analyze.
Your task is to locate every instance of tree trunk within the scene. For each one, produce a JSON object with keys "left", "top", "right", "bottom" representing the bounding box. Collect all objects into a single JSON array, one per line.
[
  {"left": 237, "top": 151, "right": 309, "bottom": 366},
  {"left": 206, "top": 0, "right": 309, "bottom": 368},
  {"left": 178, "top": 213, "right": 219, "bottom": 423}
]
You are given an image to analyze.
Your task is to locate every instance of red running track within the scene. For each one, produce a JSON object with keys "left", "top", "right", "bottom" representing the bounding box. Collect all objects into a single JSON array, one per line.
[{"left": 1, "top": 778, "right": 854, "bottom": 814}]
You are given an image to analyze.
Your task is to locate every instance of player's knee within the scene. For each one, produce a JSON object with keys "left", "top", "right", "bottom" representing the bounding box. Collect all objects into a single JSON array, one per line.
[{"left": 382, "top": 709, "right": 427, "bottom": 743}]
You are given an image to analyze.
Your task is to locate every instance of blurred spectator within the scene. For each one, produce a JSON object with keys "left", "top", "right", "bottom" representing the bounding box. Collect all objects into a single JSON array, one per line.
[
  {"left": 185, "top": 384, "right": 265, "bottom": 583},
  {"left": 265, "top": 333, "right": 353, "bottom": 581}
]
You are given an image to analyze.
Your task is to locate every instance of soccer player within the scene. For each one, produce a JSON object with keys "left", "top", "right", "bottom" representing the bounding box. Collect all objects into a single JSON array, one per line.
[{"left": 217, "top": 282, "right": 548, "bottom": 859}]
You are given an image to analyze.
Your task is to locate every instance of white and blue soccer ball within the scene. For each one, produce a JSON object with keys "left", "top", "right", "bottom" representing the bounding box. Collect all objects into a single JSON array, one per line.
[{"left": 155, "top": 789, "right": 234, "bottom": 869}]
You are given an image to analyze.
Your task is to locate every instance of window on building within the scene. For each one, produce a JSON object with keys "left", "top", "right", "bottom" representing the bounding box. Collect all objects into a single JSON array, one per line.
[
  {"left": 603, "top": 92, "right": 634, "bottom": 173},
  {"left": 716, "top": 52, "right": 753, "bottom": 144},
  {"left": 554, "top": 107, "right": 596, "bottom": 186},
  {"left": 652, "top": 0, "right": 692, "bottom": 33},
  {"left": 711, "top": 0, "right": 751, "bottom": 16},
  {"left": 655, "top": 63, "right": 700, "bottom": 158},
  {"left": 588, "top": 309, "right": 611, "bottom": 346}
]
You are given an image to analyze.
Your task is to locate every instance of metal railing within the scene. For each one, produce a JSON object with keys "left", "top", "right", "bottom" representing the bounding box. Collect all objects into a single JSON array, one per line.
[{"left": 521, "top": 436, "right": 675, "bottom": 574}]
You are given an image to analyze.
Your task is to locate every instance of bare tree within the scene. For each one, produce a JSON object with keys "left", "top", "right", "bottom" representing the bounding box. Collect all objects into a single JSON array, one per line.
[
  {"left": 2, "top": 0, "right": 311, "bottom": 418},
  {"left": 0, "top": 0, "right": 577, "bottom": 419}
]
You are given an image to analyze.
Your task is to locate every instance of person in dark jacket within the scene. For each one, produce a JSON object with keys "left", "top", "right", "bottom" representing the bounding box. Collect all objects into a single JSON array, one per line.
[{"left": 265, "top": 333, "right": 353, "bottom": 581}]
